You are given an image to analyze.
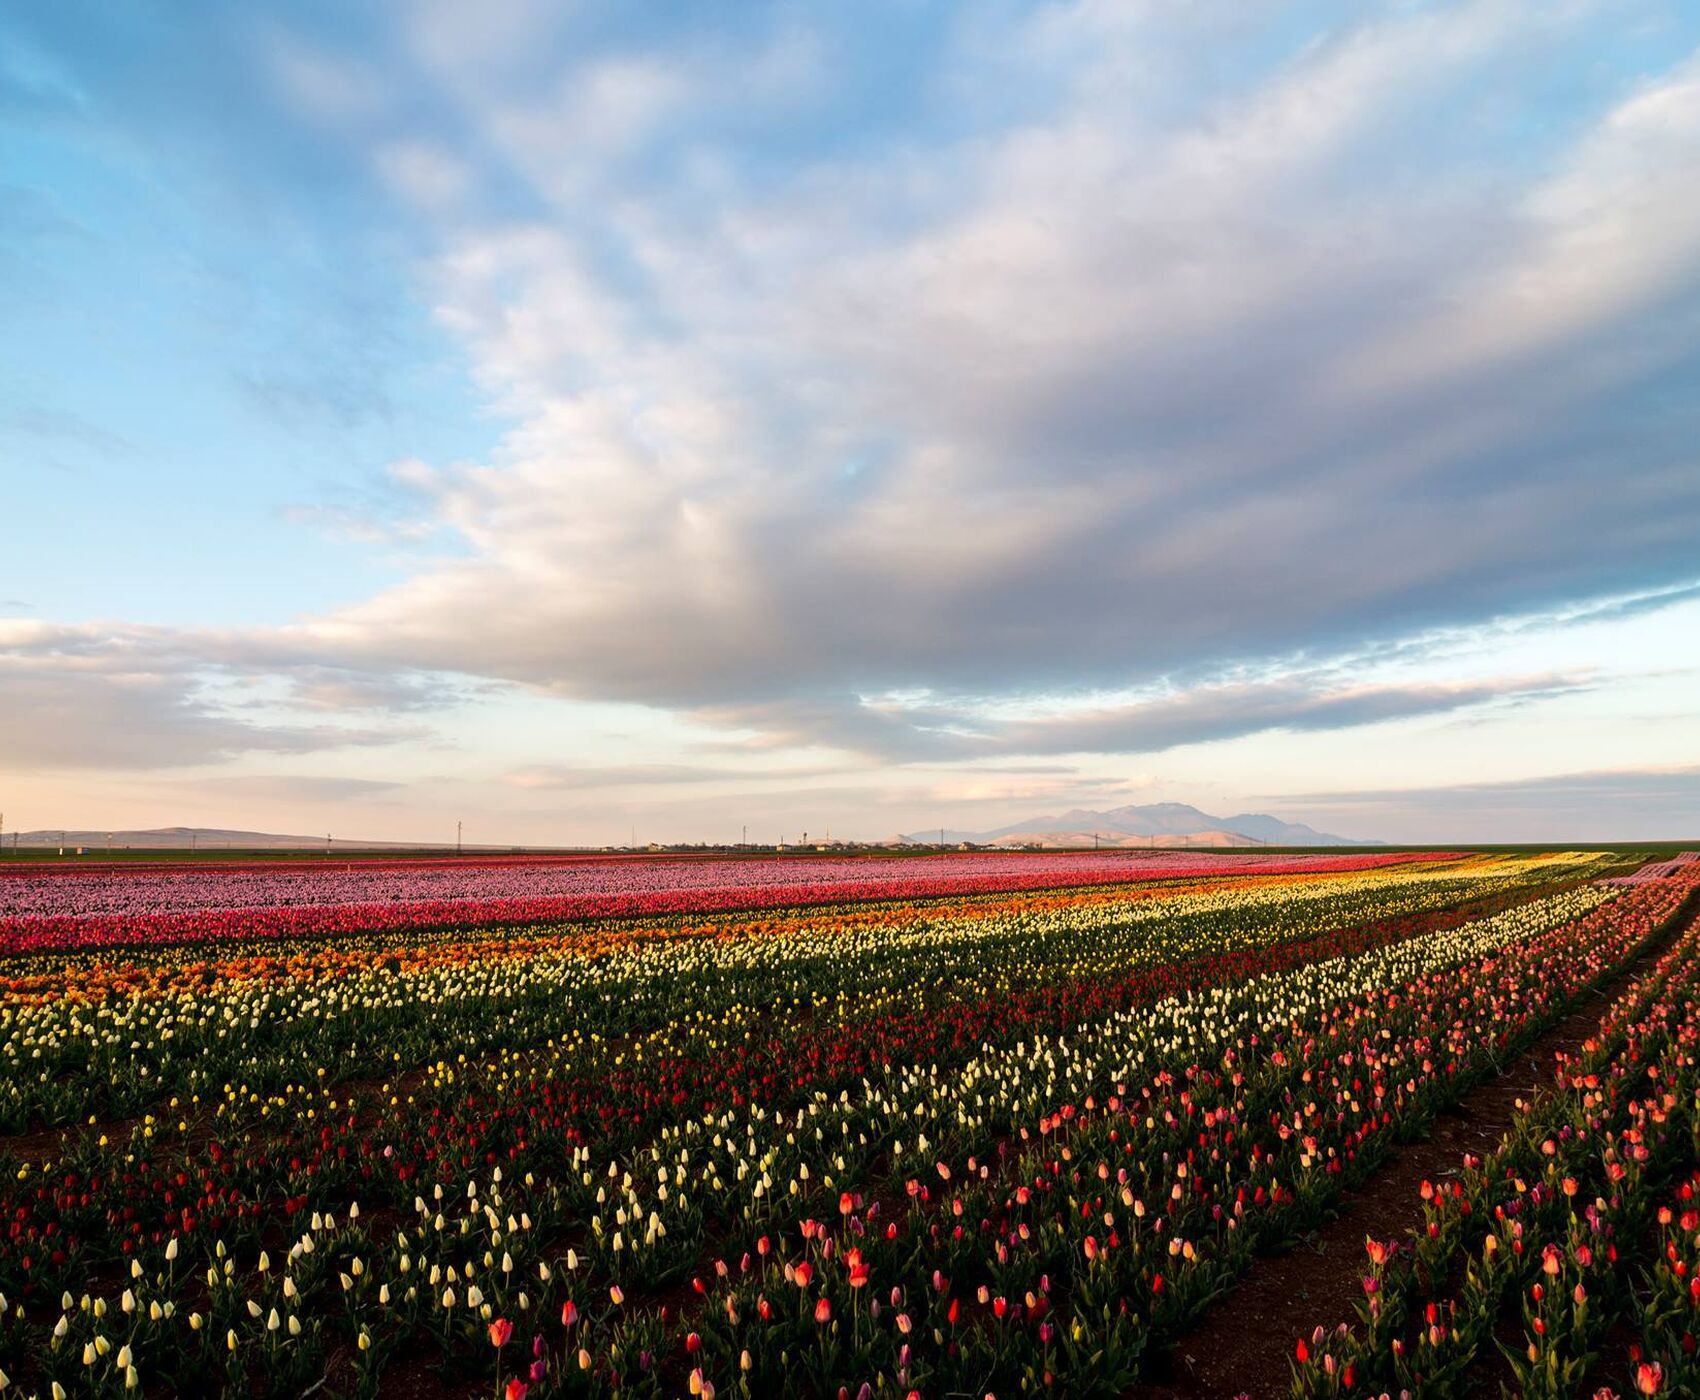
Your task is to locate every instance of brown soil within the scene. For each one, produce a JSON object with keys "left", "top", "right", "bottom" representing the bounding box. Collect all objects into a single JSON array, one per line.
[{"left": 1127, "top": 925, "right": 1679, "bottom": 1400}]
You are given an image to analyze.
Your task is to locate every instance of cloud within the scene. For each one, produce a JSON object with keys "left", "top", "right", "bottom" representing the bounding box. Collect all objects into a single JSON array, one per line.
[
  {"left": 263, "top": 28, "right": 390, "bottom": 126},
  {"left": 502, "top": 759, "right": 875, "bottom": 791},
  {"left": 278, "top": 502, "right": 437, "bottom": 548},
  {"left": 1275, "top": 766, "right": 1700, "bottom": 842},
  {"left": 0, "top": 665, "right": 412, "bottom": 771},
  {"left": 987, "top": 673, "right": 1585, "bottom": 757},
  {"left": 233, "top": 2, "right": 1700, "bottom": 741},
  {"left": 907, "top": 770, "right": 1160, "bottom": 809},
  {"left": 375, "top": 139, "right": 473, "bottom": 209},
  {"left": 1346, "top": 49, "right": 1700, "bottom": 392},
  {"left": 280, "top": 665, "right": 477, "bottom": 713},
  {"left": 491, "top": 55, "right": 688, "bottom": 190},
  {"left": 0, "top": 621, "right": 430, "bottom": 771},
  {"left": 697, "top": 671, "right": 1587, "bottom": 761},
  {"left": 195, "top": 774, "right": 406, "bottom": 802}
]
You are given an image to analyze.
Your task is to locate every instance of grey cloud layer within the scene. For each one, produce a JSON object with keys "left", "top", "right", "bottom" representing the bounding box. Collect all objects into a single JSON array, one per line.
[
  {"left": 698, "top": 673, "right": 1585, "bottom": 761},
  {"left": 501, "top": 763, "right": 839, "bottom": 791},
  {"left": 1277, "top": 766, "right": 1700, "bottom": 842},
  {"left": 1, "top": 615, "right": 1582, "bottom": 773},
  {"left": 0, "top": 623, "right": 431, "bottom": 770}
]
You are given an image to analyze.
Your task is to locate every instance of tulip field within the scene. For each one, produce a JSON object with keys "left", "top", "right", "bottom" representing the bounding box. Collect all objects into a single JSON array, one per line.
[
  {"left": 0, "top": 847, "right": 1696, "bottom": 1398},
  {"left": 0, "top": 849, "right": 1447, "bottom": 953}
]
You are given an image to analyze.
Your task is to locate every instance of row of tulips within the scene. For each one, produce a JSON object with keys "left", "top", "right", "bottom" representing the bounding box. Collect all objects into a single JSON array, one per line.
[
  {"left": 0, "top": 850, "right": 1455, "bottom": 954},
  {"left": 0, "top": 860, "right": 1679, "bottom": 1394},
  {"left": 1291, "top": 870, "right": 1700, "bottom": 1399},
  {"left": 1629, "top": 1170, "right": 1700, "bottom": 1394},
  {"left": 651, "top": 881, "right": 1682, "bottom": 1398},
  {"left": 0, "top": 857, "right": 1577, "bottom": 1135},
  {"left": 0, "top": 864, "right": 1582, "bottom": 1308}
]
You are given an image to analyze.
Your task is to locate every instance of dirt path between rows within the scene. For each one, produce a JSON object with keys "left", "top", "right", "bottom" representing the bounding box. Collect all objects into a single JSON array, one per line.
[{"left": 1129, "top": 902, "right": 1695, "bottom": 1400}]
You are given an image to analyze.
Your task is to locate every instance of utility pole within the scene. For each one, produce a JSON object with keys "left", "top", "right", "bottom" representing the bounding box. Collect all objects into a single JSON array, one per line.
[
  {"left": 326, "top": 833, "right": 332, "bottom": 858},
  {"left": 741, "top": 824, "right": 747, "bottom": 848},
  {"left": 457, "top": 820, "right": 462, "bottom": 856}
]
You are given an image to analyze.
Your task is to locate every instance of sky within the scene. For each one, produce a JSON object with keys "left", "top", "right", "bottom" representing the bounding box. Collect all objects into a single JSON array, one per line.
[{"left": 2, "top": 0, "right": 1699, "bottom": 847}]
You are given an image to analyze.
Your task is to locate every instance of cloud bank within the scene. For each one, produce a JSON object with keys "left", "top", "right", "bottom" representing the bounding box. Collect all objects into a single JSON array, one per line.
[
  {"left": 3, "top": 1, "right": 1699, "bottom": 838},
  {"left": 301, "top": 6, "right": 1700, "bottom": 716}
]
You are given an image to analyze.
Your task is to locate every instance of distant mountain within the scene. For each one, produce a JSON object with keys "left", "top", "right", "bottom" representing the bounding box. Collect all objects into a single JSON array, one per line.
[
  {"left": 904, "top": 802, "right": 1364, "bottom": 848},
  {"left": 4, "top": 826, "right": 474, "bottom": 852}
]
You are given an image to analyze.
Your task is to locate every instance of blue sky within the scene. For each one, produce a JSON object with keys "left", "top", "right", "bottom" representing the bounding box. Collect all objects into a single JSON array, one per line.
[{"left": 3, "top": 0, "right": 1699, "bottom": 844}]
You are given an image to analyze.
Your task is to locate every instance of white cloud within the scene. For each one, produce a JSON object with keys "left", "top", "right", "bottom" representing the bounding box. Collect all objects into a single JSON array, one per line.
[
  {"left": 1343, "top": 48, "right": 1700, "bottom": 394},
  {"left": 265, "top": 6, "right": 1698, "bottom": 738},
  {"left": 492, "top": 55, "right": 687, "bottom": 187},
  {"left": 693, "top": 671, "right": 1590, "bottom": 762},
  {"left": 265, "top": 31, "right": 389, "bottom": 124},
  {"left": 0, "top": 621, "right": 434, "bottom": 770},
  {"left": 375, "top": 139, "right": 473, "bottom": 209}
]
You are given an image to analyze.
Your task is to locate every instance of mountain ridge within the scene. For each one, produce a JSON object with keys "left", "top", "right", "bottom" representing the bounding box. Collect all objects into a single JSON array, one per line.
[
  {"left": 903, "top": 801, "right": 1363, "bottom": 848},
  {"left": 3, "top": 827, "right": 482, "bottom": 852}
]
